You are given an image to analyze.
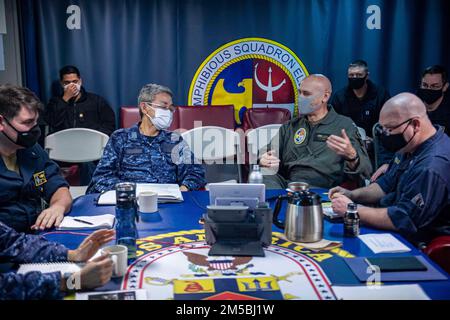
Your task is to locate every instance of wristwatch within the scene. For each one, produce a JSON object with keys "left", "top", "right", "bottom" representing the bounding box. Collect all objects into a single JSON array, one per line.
[{"left": 345, "top": 153, "right": 359, "bottom": 162}]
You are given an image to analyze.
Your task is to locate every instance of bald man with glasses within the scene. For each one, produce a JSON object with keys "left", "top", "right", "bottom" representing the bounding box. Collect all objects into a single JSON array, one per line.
[{"left": 330, "top": 93, "right": 450, "bottom": 246}]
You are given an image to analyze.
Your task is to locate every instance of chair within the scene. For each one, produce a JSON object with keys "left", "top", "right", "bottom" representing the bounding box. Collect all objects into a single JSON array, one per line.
[
  {"left": 181, "top": 126, "right": 243, "bottom": 183},
  {"left": 423, "top": 236, "right": 450, "bottom": 275},
  {"left": 246, "top": 124, "right": 282, "bottom": 177},
  {"left": 372, "top": 122, "right": 382, "bottom": 169},
  {"left": 120, "top": 105, "right": 234, "bottom": 131},
  {"left": 241, "top": 108, "right": 291, "bottom": 132},
  {"left": 45, "top": 128, "right": 109, "bottom": 198},
  {"left": 120, "top": 106, "right": 140, "bottom": 128}
]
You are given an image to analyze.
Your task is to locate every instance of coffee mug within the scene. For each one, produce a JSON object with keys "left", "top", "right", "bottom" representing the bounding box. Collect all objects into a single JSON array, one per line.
[
  {"left": 101, "top": 244, "right": 128, "bottom": 277},
  {"left": 137, "top": 191, "right": 158, "bottom": 213}
]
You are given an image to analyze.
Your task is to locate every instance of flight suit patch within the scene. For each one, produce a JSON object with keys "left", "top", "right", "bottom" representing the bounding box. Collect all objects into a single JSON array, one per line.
[
  {"left": 314, "top": 133, "right": 330, "bottom": 142},
  {"left": 33, "top": 171, "right": 47, "bottom": 187},
  {"left": 294, "top": 128, "right": 307, "bottom": 145}
]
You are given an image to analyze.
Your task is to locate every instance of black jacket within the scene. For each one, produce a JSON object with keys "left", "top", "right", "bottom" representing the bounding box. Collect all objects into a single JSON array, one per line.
[
  {"left": 427, "top": 91, "right": 450, "bottom": 136},
  {"left": 44, "top": 88, "right": 116, "bottom": 136},
  {"left": 330, "top": 80, "right": 390, "bottom": 136}
]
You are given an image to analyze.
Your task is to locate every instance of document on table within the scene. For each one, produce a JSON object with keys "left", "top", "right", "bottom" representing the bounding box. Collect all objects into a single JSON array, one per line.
[
  {"left": 97, "top": 183, "right": 184, "bottom": 205},
  {"left": 332, "top": 284, "right": 430, "bottom": 300},
  {"left": 358, "top": 233, "right": 411, "bottom": 254},
  {"left": 17, "top": 262, "right": 82, "bottom": 275},
  {"left": 57, "top": 214, "right": 116, "bottom": 230}
]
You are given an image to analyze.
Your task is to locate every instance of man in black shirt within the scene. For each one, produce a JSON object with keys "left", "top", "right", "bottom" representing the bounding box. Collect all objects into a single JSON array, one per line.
[
  {"left": 45, "top": 65, "right": 115, "bottom": 136},
  {"left": 417, "top": 65, "right": 450, "bottom": 135},
  {"left": 331, "top": 60, "right": 391, "bottom": 137},
  {"left": 44, "top": 66, "right": 116, "bottom": 185}
]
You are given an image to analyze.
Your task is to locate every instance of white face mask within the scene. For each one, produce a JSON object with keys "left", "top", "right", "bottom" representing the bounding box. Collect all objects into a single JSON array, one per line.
[
  {"left": 298, "top": 93, "right": 322, "bottom": 115},
  {"left": 145, "top": 105, "right": 173, "bottom": 130},
  {"left": 64, "top": 83, "right": 81, "bottom": 93}
]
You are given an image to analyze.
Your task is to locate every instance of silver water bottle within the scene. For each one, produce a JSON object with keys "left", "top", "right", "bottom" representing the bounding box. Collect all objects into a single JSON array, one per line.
[{"left": 248, "top": 164, "right": 264, "bottom": 184}]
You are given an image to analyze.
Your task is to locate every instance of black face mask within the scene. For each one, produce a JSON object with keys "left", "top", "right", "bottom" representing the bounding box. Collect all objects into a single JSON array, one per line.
[
  {"left": 417, "top": 88, "right": 443, "bottom": 105},
  {"left": 348, "top": 76, "right": 367, "bottom": 90},
  {"left": 377, "top": 119, "right": 415, "bottom": 153},
  {"left": 2, "top": 117, "right": 41, "bottom": 148}
]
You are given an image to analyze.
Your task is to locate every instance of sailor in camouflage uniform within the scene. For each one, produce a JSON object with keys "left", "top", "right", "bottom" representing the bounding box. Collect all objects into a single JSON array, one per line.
[
  {"left": 0, "top": 221, "right": 114, "bottom": 299},
  {"left": 87, "top": 84, "right": 206, "bottom": 193}
]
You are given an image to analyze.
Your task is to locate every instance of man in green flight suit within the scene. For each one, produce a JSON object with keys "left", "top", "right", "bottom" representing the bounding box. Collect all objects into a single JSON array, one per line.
[{"left": 260, "top": 74, "right": 372, "bottom": 189}]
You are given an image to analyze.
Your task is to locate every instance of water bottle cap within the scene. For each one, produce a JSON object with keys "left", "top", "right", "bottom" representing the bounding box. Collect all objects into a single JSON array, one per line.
[
  {"left": 347, "top": 203, "right": 358, "bottom": 211},
  {"left": 252, "top": 164, "right": 260, "bottom": 171},
  {"left": 115, "top": 182, "right": 136, "bottom": 192}
]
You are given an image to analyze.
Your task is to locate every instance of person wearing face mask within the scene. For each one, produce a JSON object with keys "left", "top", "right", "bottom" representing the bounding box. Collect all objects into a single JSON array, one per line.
[
  {"left": 86, "top": 84, "right": 206, "bottom": 193},
  {"left": 44, "top": 65, "right": 116, "bottom": 136},
  {"left": 44, "top": 65, "right": 116, "bottom": 186},
  {"left": 330, "top": 60, "right": 391, "bottom": 137},
  {"left": 370, "top": 65, "right": 450, "bottom": 183},
  {"left": 330, "top": 93, "right": 450, "bottom": 246},
  {"left": 259, "top": 74, "right": 372, "bottom": 189},
  {"left": 0, "top": 85, "right": 72, "bottom": 233},
  {"left": 417, "top": 65, "right": 450, "bottom": 135}
]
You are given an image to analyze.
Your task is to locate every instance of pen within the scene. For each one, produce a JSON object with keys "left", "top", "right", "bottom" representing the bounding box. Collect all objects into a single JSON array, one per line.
[{"left": 73, "top": 218, "right": 94, "bottom": 225}]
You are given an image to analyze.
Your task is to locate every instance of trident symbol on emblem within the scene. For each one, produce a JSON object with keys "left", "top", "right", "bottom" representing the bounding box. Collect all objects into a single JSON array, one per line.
[{"left": 254, "top": 63, "right": 286, "bottom": 102}]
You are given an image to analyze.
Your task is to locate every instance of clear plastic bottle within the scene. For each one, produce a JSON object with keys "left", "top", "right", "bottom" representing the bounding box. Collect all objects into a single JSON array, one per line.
[
  {"left": 115, "top": 182, "right": 139, "bottom": 263},
  {"left": 248, "top": 164, "right": 264, "bottom": 184},
  {"left": 344, "top": 202, "right": 360, "bottom": 237}
]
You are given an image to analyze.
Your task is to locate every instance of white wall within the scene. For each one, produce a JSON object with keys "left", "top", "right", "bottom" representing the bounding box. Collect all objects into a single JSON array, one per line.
[{"left": 0, "top": 0, "right": 22, "bottom": 85}]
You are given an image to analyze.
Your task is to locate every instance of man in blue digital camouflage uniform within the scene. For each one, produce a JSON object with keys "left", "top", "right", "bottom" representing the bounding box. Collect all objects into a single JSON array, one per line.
[
  {"left": 0, "top": 222, "right": 115, "bottom": 299},
  {"left": 87, "top": 83, "right": 206, "bottom": 193},
  {"left": 330, "top": 93, "right": 450, "bottom": 245},
  {"left": 0, "top": 85, "right": 72, "bottom": 232}
]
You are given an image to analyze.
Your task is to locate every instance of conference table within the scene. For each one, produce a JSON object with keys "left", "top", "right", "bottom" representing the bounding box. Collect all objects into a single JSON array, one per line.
[{"left": 43, "top": 189, "right": 450, "bottom": 300}]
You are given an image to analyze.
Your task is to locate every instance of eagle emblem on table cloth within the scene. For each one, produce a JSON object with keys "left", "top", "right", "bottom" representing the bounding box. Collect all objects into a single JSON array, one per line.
[{"left": 183, "top": 252, "right": 252, "bottom": 271}]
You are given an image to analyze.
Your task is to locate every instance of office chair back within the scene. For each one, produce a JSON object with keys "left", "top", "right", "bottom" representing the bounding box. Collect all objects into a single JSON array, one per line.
[
  {"left": 45, "top": 128, "right": 109, "bottom": 163},
  {"left": 181, "top": 126, "right": 243, "bottom": 183},
  {"left": 423, "top": 235, "right": 450, "bottom": 275}
]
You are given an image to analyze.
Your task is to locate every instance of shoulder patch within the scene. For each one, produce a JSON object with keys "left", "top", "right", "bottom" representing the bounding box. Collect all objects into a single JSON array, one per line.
[{"left": 294, "top": 128, "right": 307, "bottom": 145}]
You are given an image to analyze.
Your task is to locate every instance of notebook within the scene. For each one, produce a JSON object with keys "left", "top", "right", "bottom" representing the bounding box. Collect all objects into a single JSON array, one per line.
[
  {"left": 57, "top": 214, "right": 116, "bottom": 230},
  {"left": 358, "top": 233, "right": 411, "bottom": 254},
  {"left": 17, "top": 262, "right": 82, "bottom": 275},
  {"left": 343, "top": 256, "right": 448, "bottom": 282},
  {"left": 97, "top": 183, "right": 184, "bottom": 205},
  {"left": 366, "top": 256, "right": 427, "bottom": 272}
]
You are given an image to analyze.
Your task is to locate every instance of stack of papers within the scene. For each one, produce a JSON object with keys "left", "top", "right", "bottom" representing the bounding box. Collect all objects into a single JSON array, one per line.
[
  {"left": 57, "top": 214, "right": 116, "bottom": 230},
  {"left": 332, "top": 284, "right": 430, "bottom": 300},
  {"left": 358, "top": 233, "right": 411, "bottom": 254},
  {"left": 18, "top": 262, "right": 82, "bottom": 275},
  {"left": 97, "top": 183, "right": 184, "bottom": 205}
]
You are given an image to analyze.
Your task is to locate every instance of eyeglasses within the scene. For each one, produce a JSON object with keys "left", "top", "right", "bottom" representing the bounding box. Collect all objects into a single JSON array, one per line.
[
  {"left": 375, "top": 118, "right": 415, "bottom": 136},
  {"left": 144, "top": 102, "right": 176, "bottom": 111}
]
